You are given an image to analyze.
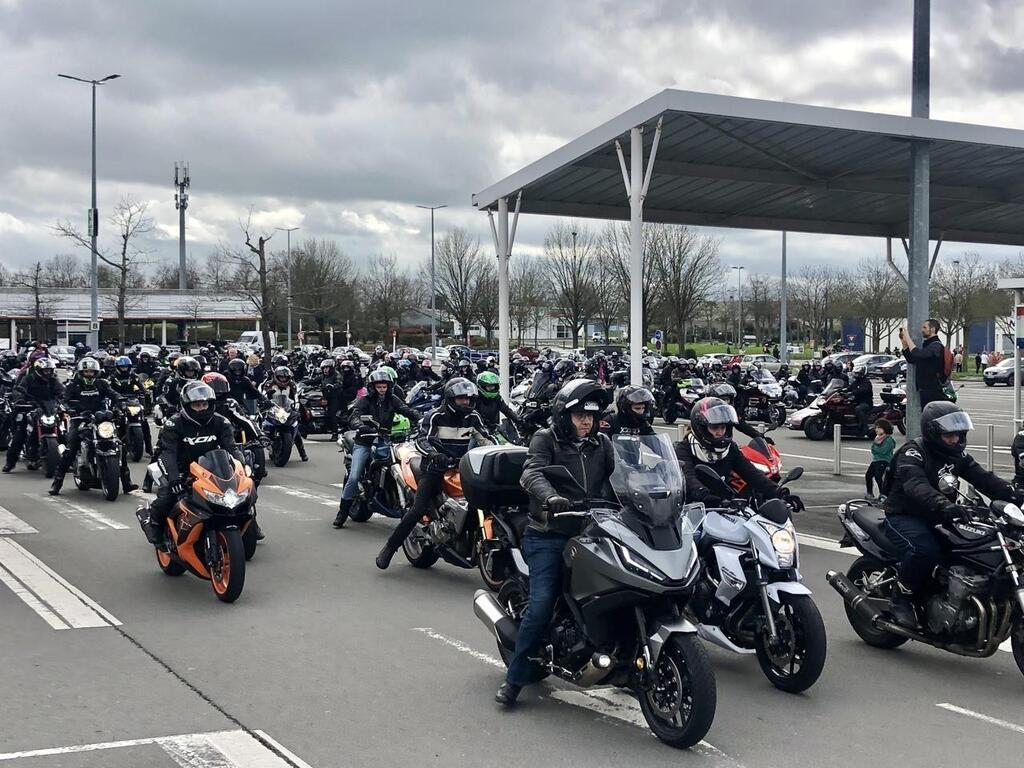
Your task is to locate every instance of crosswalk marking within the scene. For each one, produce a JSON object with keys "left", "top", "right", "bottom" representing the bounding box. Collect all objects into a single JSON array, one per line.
[
  {"left": 30, "top": 493, "right": 129, "bottom": 530},
  {"left": 0, "top": 538, "right": 120, "bottom": 629},
  {"left": 0, "top": 505, "right": 37, "bottom": 535}
]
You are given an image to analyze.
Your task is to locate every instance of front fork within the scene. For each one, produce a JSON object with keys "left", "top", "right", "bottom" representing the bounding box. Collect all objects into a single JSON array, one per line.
[
  {"left": 752, "top": 549, "right": 779, "bottom": 642},
  {"left": 996, "top": 531, "right": 1024, "bottom": 614}
]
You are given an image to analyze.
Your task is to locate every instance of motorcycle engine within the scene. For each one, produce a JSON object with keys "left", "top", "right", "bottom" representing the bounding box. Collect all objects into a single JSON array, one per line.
[
  {"left": 925, "top": 566, "right": 987, "bottom": 636},
  {"left": 425, "top": 499, "right": 461, "bottom": 545}
]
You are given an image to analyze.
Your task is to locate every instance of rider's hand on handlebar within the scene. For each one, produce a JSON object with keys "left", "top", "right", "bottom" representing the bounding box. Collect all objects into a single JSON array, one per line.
[
  {"left": 702, "top": 494, "right": 723, "bottom": 508},
  {"left": 946, "top": 504, "right": 969, "bottom": 523},
  {"left": 545, "top": 495, "right": 570, "bottom": 517},
  {"left": 783, "top": 493, "right": 805, "bottom": 513}
]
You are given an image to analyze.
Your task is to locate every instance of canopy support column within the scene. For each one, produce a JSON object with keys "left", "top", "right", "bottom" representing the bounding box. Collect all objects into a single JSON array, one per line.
[
  {"left": 489, "top": 192, "right": 521, "bottom": 401},
  {"left": 780, "top": 232, "right": 788, "bottom": 364},
  {"left": 160, "top": 320, "right": 167, "bottom": 346}
]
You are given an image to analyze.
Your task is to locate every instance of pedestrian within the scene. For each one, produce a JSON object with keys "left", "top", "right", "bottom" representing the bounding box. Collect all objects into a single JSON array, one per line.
[
  {"left": 982, "top": 351, "right": 990, "bottom": 369},
  {"left": 899, "top": 318, "right": 948, "bottom": 406},
  {"left": 954, "top": 350, "right": 963, "bottom": 373},
  {"left": 772, "top": 343, "right": 780, "bottom": 359},
  {"left": 975, "top": 352, "right": 982, "bottom": 373},
  {"left": 885, "top": 346, "right": 892, "bottom": 356},
  {"left": 866, "top": 418, "right": 896, "bottom": 500}
]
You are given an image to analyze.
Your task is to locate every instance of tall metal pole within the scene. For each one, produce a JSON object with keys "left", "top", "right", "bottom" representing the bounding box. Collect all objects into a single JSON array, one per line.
[
  {"left": 629, "top": 127, "right": 644, "bottom": 385},
  {"left": 174, "top": 161, "right": 190, "bottom": 290},
  {"left": 780, "top": 232, "right": 788, "bottom": 364},
  {"left": 430, "top": 209, "right": 437, "bottom": 351},
  {"left": 732, "top": 266, "right": 744, "bottom": 347},
  {"left": 906, "top": 0, "right": 931, "bottom": 439},
  {"left": 89, "top": 81, "right": 99, "bottom": 349},
  {"left": 275, "top": 226, "right": 300, "bottom": 351},
  {"left": 497, "top": 197, "right": 511, "bottom": 401}
]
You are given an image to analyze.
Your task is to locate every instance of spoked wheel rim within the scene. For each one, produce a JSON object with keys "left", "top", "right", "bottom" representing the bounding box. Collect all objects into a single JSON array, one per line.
[
  {"left": 647, "top": 650, "right": 694, "bottom": 728},
  {"left": 761, "top": 605, "right": 804, "bottom": 677},
  {"left": 211, "top": 533, "right": 231, "bottom": 595}
]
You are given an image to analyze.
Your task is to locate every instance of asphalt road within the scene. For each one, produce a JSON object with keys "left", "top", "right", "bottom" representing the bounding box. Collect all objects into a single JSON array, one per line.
[{"left": 1, "top": 383, "right": 1024, "bottom": 767}]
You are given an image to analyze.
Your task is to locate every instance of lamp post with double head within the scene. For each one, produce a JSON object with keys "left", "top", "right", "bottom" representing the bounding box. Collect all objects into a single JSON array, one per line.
[
  {"left": 416, "top": 204, "right": 447, "bottom": 353},
  {"left": 275, "top": 226, "right": 300, "bottom": 351}
]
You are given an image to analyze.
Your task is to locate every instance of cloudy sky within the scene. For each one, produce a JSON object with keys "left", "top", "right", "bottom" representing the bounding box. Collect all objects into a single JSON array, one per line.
[{"left": 1, "top": 0, "right": 1023, "bottom": 280}]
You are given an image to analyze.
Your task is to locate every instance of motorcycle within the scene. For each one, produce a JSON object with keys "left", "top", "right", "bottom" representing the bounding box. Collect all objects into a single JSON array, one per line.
[
  {"left": 690, "top": 465, "right": 826, "bottom": 692},
  {"left": 473, "top": 433, "right": 717, "bottom": 749},
  {"left": 828, "top": 479, "right": 1024, "bottom": 676},
  {"left": 69, "top": 410, "right": 124, "bottom": 501},
  {"left": 739, "top": 370, "right": 786, "bottom": 427},
  {"left": 730, "top": 429, "right": 783, "bottom": 497},
  {"left": 135, "top": 448, "right": 257, "bottom": 603},
  {"left": 663, "top": 378, "right": 706, "bottom": 425},
  {"left": 18, "top": 401, "right": 65, "bottom": 478},
  {"left": 296, "top": 385, "right": 329, "bottom": 436},
  {"left": 800, "top": 379, "right": 905, "bottom": 441},
  {"left": 406, "top": 380, "right": 443, "bottom": 414},
  {"left": 263, "top": 393, "right": 300, "bottom": 467},
  {"left": 119, "top": 397, "right": 148, "bottom": 462},
  {"left": 343, "top": 414, "right": 413, "bottom": 523}
]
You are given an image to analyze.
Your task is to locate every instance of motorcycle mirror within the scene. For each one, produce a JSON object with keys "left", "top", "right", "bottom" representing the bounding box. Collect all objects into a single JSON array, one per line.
[
  {"left": 695, "top": 464, "right": 732, "bottom": 497},
  {"left": 540, "top": 465, "right": 587, "bottom": 495},
  {"left": 781, "top": 466, "right": 803, "bottom": 484},
  {"left": 937, "top": 473, "right": 960, "bottom": 496}
]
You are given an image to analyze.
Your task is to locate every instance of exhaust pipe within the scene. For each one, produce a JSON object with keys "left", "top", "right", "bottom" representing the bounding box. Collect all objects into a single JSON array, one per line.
[
  {"left": 473, "top": 589, "right": 518, "bottom": 650},
  {"left": 825, "top": 570, "right": 884, "bottom": 627}
]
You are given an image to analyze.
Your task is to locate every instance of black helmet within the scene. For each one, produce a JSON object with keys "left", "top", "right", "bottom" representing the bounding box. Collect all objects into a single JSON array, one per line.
[
  {"left": 272, "top": 353, "right": 289, "bottom": 367},
  {"left": 226, "top": 358, "right": 247, "bottom": 378},
  {"left": 167, "top": 351, "right": 182, "bottom": 367},
  {"left": 320, "top": 358, "right": 336, "bottom": 373},
  {"left": 35, "top": 358, "right": 58, "bottom": 380},
  {"left": 456, "top": 358, "right": 474, "bottom": 376},
  {"left": 180, "top": 381, "right": 216, "bottom": 425},
  {"left": 176, "top": 356, "right": 201, "bottom": 380},
  {"left": 616, "top": 385, "right": 654, "bottom": 428},
  {"left": 551, "top": 379, "right": 611, "bottom": 440},
  {"left": 707, "top": 382, "right": 737, "bottom": 404},
  {"left": 442, "top": 377, "right": 478, "bottom": 417},
  {"left": 689, "top": 396, "right": 738, "bottom": 451},
  {"left": 273, "top": 365, "right": 293, "bottom": 385},
  {"left": 921, "top": 401, "right": 973, "bottom": 457}
]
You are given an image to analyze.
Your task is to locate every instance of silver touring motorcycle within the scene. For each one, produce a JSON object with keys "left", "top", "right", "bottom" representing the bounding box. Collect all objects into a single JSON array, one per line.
[{"left": 472, "top": 433, "right": 716, "bottom": 749}]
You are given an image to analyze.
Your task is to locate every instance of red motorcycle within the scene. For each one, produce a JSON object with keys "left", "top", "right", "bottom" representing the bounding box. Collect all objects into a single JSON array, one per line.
[
  {"left": 730, "top": 434, "right": 783, "bottom": 497},
  {"left": 801, "top": 381, "right": 905, "bottom": 441}
]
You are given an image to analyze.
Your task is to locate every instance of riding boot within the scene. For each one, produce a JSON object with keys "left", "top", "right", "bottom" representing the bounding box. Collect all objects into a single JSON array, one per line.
[
  {"left": 121, "top": 467, "right": 138, "bottom": 494},
  {"left": 495, "top": 682, "right": 521, "bottom": 707},
  {"left": 887, "top": 581, "right": 918, "bottom": 628},
  {"left": 297, "top": 440, "right": 309, "bottom": 462},
  {"left": 333, "top": 498, "right": 353, "bottom": 528},
  {"left": 48, "top": 472, "right": 64, "bottom": 496},
  {"left": 375, "top": 543, "right": 397, "bottom": 570},
  {"left": 2, "top": 463, "right": 12, "bottom": 473},
  {"left": 142, "top": 472, "right": 153, "bottom": 493},
  {"left": 254, "top": 519, "right": 265, "bottom": 541}
]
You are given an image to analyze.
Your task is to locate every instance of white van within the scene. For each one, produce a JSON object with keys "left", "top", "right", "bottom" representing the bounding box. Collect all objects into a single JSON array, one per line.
[{"left": 237, "top": 331, "right": 277, "bottom": 351}]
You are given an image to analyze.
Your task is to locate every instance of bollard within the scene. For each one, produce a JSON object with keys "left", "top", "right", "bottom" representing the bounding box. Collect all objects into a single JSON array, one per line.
[
  {"left": 987, "top": 424, "right": 995, "bottom": 472},
  {"left": 833, "top": 423, "right": 842, "bottom": 476}
]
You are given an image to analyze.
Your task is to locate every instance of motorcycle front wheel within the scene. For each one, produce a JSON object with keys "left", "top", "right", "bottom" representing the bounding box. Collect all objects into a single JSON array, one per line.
[
  {"left": 771, "top": 404, "right": 787, "bottom": 428},
  {"left": 638, "top": 634, "right": 717, "bottom": 750},
  {"left": 271, "top": 434, "right": 293, "bottom": 467},
  {"left": 803, "top": 415, "right": 828, "bottom": 441},
  {"left": 754, "top": 594, "right": 827, "bottom": 693},
  {"left": 42, "top": 436, "right": 60, "bottom": 478},
  {"left": 1010, "top": 621, "right": 1024, "bottom": 679},
  {"left": 210, "top": 529, "right": 246, "bottom": 603},
  {"left": 128, "top": 425, "right": 145, "bottom": 462},
  {"left": 98, "top": 454, "right": 120, "bottom": 502},
  {"left": 402, "top": 526, "right": 439, "bottom": 568}
]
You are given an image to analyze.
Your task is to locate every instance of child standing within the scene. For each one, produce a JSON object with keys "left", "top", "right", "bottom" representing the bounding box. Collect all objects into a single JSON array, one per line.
[{"left": 866, "top": 418, "right": 896, "bottom": 500}]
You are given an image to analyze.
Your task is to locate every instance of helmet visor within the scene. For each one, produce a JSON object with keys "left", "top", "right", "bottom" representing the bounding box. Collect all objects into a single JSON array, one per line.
[
  {"left": 623, "top": 388, "right": 654, "bottom": 405},
  {"left": 703, "top": 403, "right": 739, "bottom": 426},
  {"left": 933, "top": 411, "right": 974, "bottom": 433},
  {"left": 448, "top": 379, "right": 478, "bottom": 398}
]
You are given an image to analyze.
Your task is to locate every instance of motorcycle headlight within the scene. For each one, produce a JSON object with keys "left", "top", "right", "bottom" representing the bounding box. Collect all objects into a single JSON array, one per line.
[
  {"left": 767, "top": 521, "right": 797, "bottom": 568},
  {"left": 96, "top": 421, "right": 116, "bottom": 439},
  {"left": 127, "top": 405, "right": 143, "bottom": 416},
  {"left": 204, "top": 487, "right": 250, "bottom": 509},
  {"left": 616, "top": 543, "right": 666, "bottom": 582},
  {"left": 750, "top": 461, "right": 770, "bottom": 474},
  {"left": 40, "top": 415, "right": 56, "bottom": 426},
  {"left": 274, "top": 407, "right": 288, "bottom": 424}
]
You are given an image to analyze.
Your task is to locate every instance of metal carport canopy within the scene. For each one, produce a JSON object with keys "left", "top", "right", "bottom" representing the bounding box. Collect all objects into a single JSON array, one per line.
[{"left": 473, "top": 88, "right": 1024, "bottom": 399}]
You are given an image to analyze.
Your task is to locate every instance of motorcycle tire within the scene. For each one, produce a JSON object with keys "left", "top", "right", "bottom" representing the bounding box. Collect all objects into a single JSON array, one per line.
[
  {"left": 156, "top": 548, "right": 186, "bottom": 576},
  {"left": 242, "top": 521, "right": 258, "bottom": 561},
  {"left": 210, "top": 529, "right": 246, "bottom": 603},
  {"left": 1010, "top": 621, "right": 1024, "bottom": 679},
  {"left": 754, "top": 594, "right": 827, "bottom": 693},
  {"left": 128, "top": 426, "right": 145, "bottom": 463},
  {"left": 844, "top": 556, "right": 908, "bottom": 649},
  {"left": 477, "top": 530, "right": 510, "bottom": 592},
  {"left": 271, "top": 435, "right": 293, "bottom": 467},
  {"left": 637, "top": 634, "right": 717, "bottom": 750},
  {"left": 99, "top": 455, "right": 120, "bottom": 502},
  {"left": 402, "top": 527, "right": 439, "bottom": 569},
  {"left": 896, "top": 420, "right": 906, "bottom": 436},
  {"left": 803, "top": 415, "right": 829, "bottom": 441},
  {"left": 42, "top": 436, "right": 59, "bottom": 479},
  {"left": 771, "top": 404, "right": 787, "bottom": 428},
  {"left": 348, "top": 496, "right": 373, "bottom": 523}
]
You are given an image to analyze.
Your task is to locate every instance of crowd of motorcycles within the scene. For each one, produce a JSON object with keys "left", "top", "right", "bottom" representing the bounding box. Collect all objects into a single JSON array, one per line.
[{"left": 4, "top": 343, "right": 1024, "bottom": 752}]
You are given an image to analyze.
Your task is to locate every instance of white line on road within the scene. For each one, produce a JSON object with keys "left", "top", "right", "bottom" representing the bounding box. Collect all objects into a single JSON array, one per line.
[
  {"left": 412, "top": 626, "right": 505, "bottom": 669},
  {"left": 0, "top": 538, "right": 120, "bottom": 629},
  {"left": 263, "top": 485, "right": 337, "bottom": 508},
  {"left": 798, "top": 533, "right": 854, "bottom": 554},
  {"left": 936, "top": 703, "right": 1024, "bottom": 735},
  {"left": 0, "top": 505, "right": 37, "bottom": 535},
  {"left": 31, "top": 493, "right": 129, "bottom": 530}
]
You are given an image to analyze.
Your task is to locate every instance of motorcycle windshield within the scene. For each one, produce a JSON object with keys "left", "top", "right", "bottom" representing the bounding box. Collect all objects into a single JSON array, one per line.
[
  {"left": 752, "top": 369, "right": 775, "bottom": 384},
  {"left": 820, "top": 378, "right": 846, "bottom": 396},
  {"left": 197, "top": 449, "right": 237, "bottom": 481},
  {"left": 608, "top": 433, "right": 685, "bottom": 527},
  {"left": 527, "top": 370, "right": 551, "bottom": 399},
  {"left": 271, "top": 393, "right": 293, "bottom": 410}
]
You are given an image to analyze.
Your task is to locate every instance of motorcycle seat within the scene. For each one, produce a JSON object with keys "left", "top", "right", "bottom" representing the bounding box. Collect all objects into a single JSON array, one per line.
[{"left": 850, "top": 505, "right": 903, "bottom": 557}]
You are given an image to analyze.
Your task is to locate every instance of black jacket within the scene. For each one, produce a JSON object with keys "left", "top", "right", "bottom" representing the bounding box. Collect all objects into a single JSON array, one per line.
[
  {"left": 475, "top": 396, "right": 519, "bottom": 428},
  {"left": 520, "top": 427, "right": 616, "bottom": 537},
  {"left": 603, "top": 412, "right": 655, "bottom": 437},
  {"left": 884, "top": 438, "right": 1013, "bottom": 525},
  {"left": 13, "top": 371, "right": 64, "bottom": 406},
  {"left": 675, "top": 435, "right": 780, "bottom": 503},
  {"left": 348, "top": 390, "right": 421, "bottom": 445},
  {"left": 903, "top": 335, "right": 945, "bottom": 393},
  {"left": 1012, "top": 429, "right": 1024, "bottom": 485},
  {"left": 227, "top": 375, "right": 270, "bottom": 410},
  {"left": 109, "top": 374, "right": 144, "bottom": 398},
  {"left": 416, "top": 405, "right": 492, "bottom": 460},
  {"left": 846, "top": 375, "right": 873, "bottom": 406},
  {"left": 156, "top": 412, "right": 243, "bottom": 485},
  {"left": 64, "top": 377, "right": 122, "bottom": 415}
]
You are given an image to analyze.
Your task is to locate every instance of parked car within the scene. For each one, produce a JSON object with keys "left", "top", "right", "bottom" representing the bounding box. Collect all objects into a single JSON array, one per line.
[
  {"left": 739, "top": 354, "right": 782, "bottom": 373},
  {"left": 878, "top": 358, "right": 907, "bottom": 383},
  {"left": 50, "top": 345, "right": 76, "bottom": 366},
  {"left": 984, "top": 358, "right": 1020, "bottom": 386},
  {"left": 851, "top": 353, "right": 897, "bottom": 378},
  {"left": 786, "top": 344, "right": 804, "bottom": 355},
  {"left": 515, "top": 346, "right": 541, "bottom": 361},
  {"left": 821, "top": 352, "right": 861, "bottom": 369},
  {"left": 421, "top": 346, "right": 451, "bottom": 362}
]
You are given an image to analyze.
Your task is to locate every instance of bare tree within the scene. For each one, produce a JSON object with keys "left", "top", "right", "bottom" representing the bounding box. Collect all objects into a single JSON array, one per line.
[
  {"left": 743, "top": 274, "right": 780, "bottom": 343},
  {"left": 150, "top": 256, "right": 202, "bottom": 289},
  {"left": 592, "top": 247, "right": 625, "bottom": 341},
  {"left": 11, "top": 263, "right": 56, "bottom": 341},
  {"left": 474, "top": 261, "right": 499, "bottom": 345},
  {"left": 220, "top": 210, "right": 276, "bottom": 354},
  {"left": 290, "top": 237, "right": 354, "bottom": 332},
  {"left": 511, "top": 255, "right": 549, "bottom": 346},
  {"left": 362, "top": 254, "right": 418, "bottom": 342},
  {"left": 598, "top": 221, "right": 657, "bottom": 342},
  {"left": 649, "top": 225, "right": 721, "bottom": 350},
  {"left": 545, "top": 221, "right": 597, "bottom": 348},
  {"left": 434, "top": 228, "right": 484, "bottom": 343},
  {"left": 790, "top": 266, "right": 842, "bottom": 350},
  {"left": 930, "top": 253, "right": 1000, "bottom": 347},
  {"left": 44, "top": 254, "right": 88, "bottom": 288},
  {"left": 846, "top": 258, "right": 906, "bottom": 352}
]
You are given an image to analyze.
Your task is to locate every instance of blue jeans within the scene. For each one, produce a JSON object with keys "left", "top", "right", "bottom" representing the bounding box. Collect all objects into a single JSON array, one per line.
[
  {"left": 885, "top": 514, "right": 943, "bottom": 592},
  {"left": 505, "top": 530, "right": 570, "bottom": 687},
  {"left": 340, "top": 440, "right": 390, "bottom": 501}
]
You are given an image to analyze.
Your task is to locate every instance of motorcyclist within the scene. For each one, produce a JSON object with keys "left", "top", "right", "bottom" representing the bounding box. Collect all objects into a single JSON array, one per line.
[
  {"left": 3, "top": 358, "right": 64, "bottom": 473},
  {"left": 225, "top": 358, "right": 272, "bottom": 415},
  {"left": 109, "top": 355, "right": 154, "bottom": 456},
  {"left": 495, "top": 379, "right": 615, "bottom": 706},
  {"left": 135, "top": 351, "right": 160, "bottom": 379},
  {"left": 473, "top": 371, "right": 521, "bottom": 434},
  {"left": 1012, "top": 428, "right": 1024, "bottom": 490},
  {"left": 333, "top": 369, "right": 422, "bottom": 528},
  {"left": 374, "top": 377, "right": 493, "bottom": 570},
  {"left": 882, "top": 401, "right": 1016, "bottom": 627},
  {"left": 202, "top": 372, "right": 268, "bottom": 485},
  {"left": 416, "top": 357, "right": 441, "bottom": 383},
  {"left": 333, "top": 360, "right": 364, "bottom": 440},
  {"left": 262, "top": 366, "right": 308, "bottom": 461},
  {"left": 157, "top": 356, "right": 202, "bottom": 411},
  {"left": 49, "top": 358, "right": 135, "bottom": 496},
  {"left": 603, "top": 385, "right": 655, "bottom": 436},
  {"left": 845, "top": 367, "right": 874, "bottom": 434},
  {"left": 140, "top": 381, "right": 245, "bottom": 546},
  {"left": 675, "top": 397, "right": 801, "bottom": 510},
  {"left": 795, "top": 363, "right": 813, "bottom": 400}
]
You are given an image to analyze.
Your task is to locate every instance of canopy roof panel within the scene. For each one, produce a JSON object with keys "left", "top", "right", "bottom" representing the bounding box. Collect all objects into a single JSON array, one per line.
[{"left": 472, "top": 89, "right": 1024, "bottom": 245}]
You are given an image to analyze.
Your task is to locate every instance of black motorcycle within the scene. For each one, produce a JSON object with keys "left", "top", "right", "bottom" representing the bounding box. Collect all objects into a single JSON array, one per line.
[
  {"left": 19, "top": 400, "right": 65, "bottom": 478},
  {"left": 296, "top": 385, "right": 328, "bottom": 436},
  {"left": 473, "top": 433, "right": 717, "bottom": 749},
  {"left": 119, "top": 397, "right": 149, "bottom": 462},
  {"left": 263, "top": 393, "right": 300, "bottom": 467},
  {"left": 70, "top": 410, "right": 124, "bottom": 501},
  {"left": 829, "top": 477, "right": 1024, "bottom": 677}
]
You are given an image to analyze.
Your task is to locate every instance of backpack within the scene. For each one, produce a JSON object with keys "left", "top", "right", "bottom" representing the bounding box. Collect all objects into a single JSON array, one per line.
[{"left": 941, "top": 346, "right": 954, "bottom": 383}]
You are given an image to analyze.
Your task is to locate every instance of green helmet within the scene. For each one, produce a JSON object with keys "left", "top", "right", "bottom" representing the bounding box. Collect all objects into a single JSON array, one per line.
[
  {"left": 380, "top": 365, "right": 397, "bottom": 381},
  {"left": 477, "top": 371, "right": 500, "bottom": 398}
]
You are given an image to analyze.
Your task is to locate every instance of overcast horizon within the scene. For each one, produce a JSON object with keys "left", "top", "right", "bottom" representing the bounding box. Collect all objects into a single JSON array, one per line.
[{"left": 2, "top": 0, "right": 1024, "bottom": 281}]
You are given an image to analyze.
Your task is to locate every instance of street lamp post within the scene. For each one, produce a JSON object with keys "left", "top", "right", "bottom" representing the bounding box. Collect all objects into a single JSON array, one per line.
[
  {"left": 732, "top": 265, "right": 745, "bottom": 348},
  {"left": 58, "top": 72, "right": 120, "bottom": 350},
  {"left": 275, "top": 226, "right": 300, "bottom": 351},
  {"left": 416, "top": 204, "right": 447, "bottom": 353}
]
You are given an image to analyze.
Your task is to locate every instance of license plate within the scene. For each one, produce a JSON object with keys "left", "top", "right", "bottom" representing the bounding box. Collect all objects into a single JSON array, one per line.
[{"left": 309, "top": 409, "right": 324, "bottom": 416}]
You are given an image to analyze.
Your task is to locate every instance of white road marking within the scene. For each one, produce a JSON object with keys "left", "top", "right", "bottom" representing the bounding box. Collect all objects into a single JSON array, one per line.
[
  {"left": 31, "top": 493, "right": 129, "bottom": 530},
  {"left": 0, "top": 538, "right": 120, "bottom": 629},
  {"left": 256, "top": 499, "right": 322, "bottom": 521},
  {"left": 0, "top": 729, "right": 311, "bottom": 766},
  {"left": 0, "top": 505, "right": 37, "bottom": 535},
  {"left": 798, "top": 532, "right": 853, "bottom": 554},
  {"left": 263, "top": 485, "right": 337, "bottom": 508},
  {"left": 412, "top": 626, "right": 505, "bottom": 669},
  {"left": 936, "top": 703, "right": 1024, "bottom": 735}
]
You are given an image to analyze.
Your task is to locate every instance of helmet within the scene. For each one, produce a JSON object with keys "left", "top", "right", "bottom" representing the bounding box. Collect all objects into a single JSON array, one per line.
[
  {"left": 76, "top": 357, "right": 100, "bottom": 381},
  {"left": 553, "top": 359, "right": 574, "bottom": 379},
  {"left": 707, "top": 382, "right": 737, "bottom": 404},
  {"left": 375, "top": 345, "right": 385, "bottom": 354},
  {"left": 551, "top": 379, "right": 610, "bottom": 440},
  {"left": 227, "top": 358, "right": 247, "bottom": 378},
  {"left": 367, "top": 369, "right": 392, "bottom": 394},
  {"left": 442, "top": 377, "right": 478, "bottom": 417},
  {"left": 456, "top": 358, "right": 474, "bottom": 375},
  {"left": 689, "top": 397, "right": 738, "bottom": 451},
  {"left": 201, "top": 371, "right": 231, "bottom": 401},
  {"left": 115, "top": 355, "right": 132, "bottom": 374},
  {"left": 477, "top": 371, "right": 500, "bottom": 398},
  {"left": 176, "top": 356, "right": 201, "bottom": 380},
  {"left": 273, "top": 366, "right": 293, "bottom": 385},
  {"left": 167, "top": 352, "right": 182, "bottom": 367},
  {"left": 921, "top": 401, "right": 973, "bottom": 457},
  {"left": 320, "top": 358, "right": 336, "bottom": 373},
  {"left": 272, "top": 354, "right": 289, "bottom": 367},
  {"left": 616, "top": 385, "right": 654, "bottom": 428},
  {"left": 139, "top": 350, "right": 152, "bottom": 362},
  {"left": 422, "top": 358, "right": 432, "bottom": 370},
  {"left": 389, "top": 352, "right": 402, "bottom": 366},
  {"left": 339, "top": 360, "right": 355, "bottom": 373},
  {"left": 194, "top": 354, "right": 208, "bottom": 369},
  {"left": 180, "top": 381, "right": 216, "bottom": 426},
  {"left": 380, "top": 365, "right": 397, "bottom": 381}
]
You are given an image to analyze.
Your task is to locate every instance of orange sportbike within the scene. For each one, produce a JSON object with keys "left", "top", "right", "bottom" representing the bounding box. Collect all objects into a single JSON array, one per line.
[{"left": 135, "top": 449, "right": 257, "bottom": 603}]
